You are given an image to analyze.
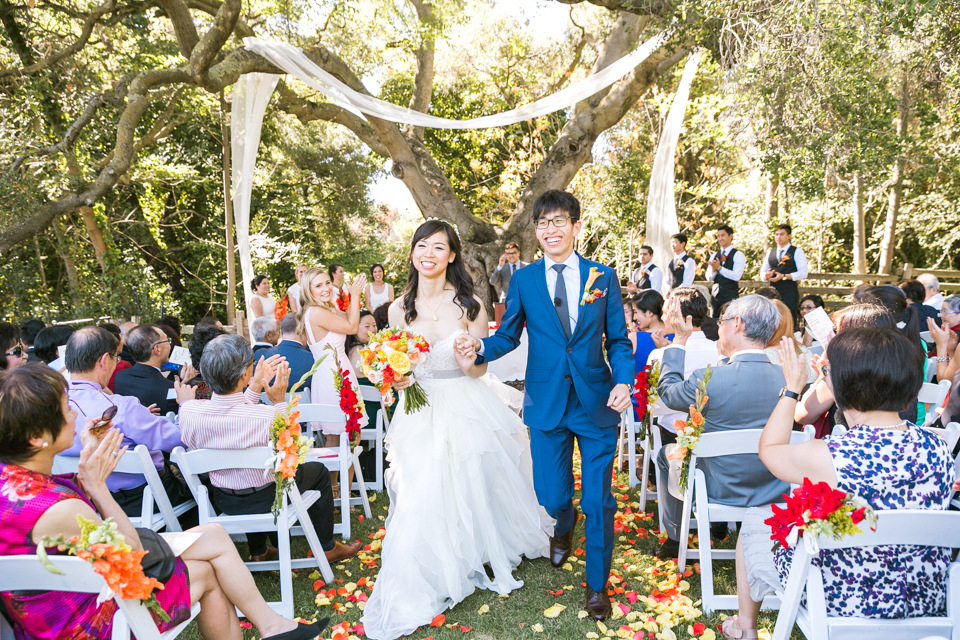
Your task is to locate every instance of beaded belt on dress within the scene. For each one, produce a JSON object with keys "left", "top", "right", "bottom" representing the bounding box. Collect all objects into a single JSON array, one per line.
[{"left": 419, "top": 368, "right": 466, "bottom": 379}]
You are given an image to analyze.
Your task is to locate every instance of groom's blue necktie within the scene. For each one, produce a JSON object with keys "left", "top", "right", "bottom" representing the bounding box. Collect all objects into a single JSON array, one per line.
[{"left": 552, "top": 264, "right": 572, "bottom": 339}]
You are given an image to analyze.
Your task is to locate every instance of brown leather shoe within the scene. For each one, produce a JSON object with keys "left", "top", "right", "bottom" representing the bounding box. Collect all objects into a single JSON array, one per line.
[
  {"left": 324, "top": 539, "right": 362, "bottom": 563},
  {"left": 549, "top": 511, "right": 581, "bottom": 567},
  {"left": 251, "top": 546, "right": 279, "bottom": 563},
  {"left": 585, "top": 585, "right": 611, "bottom": 621}
]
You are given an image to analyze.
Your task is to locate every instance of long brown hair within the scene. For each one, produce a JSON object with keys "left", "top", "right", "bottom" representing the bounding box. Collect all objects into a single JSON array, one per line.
[
  {"left": 767, "top": 300, "right": 802, "bottom": 354},
  {"left": 400, "top": 220, "right": 480, "bottom": 324},
  {"left": 295, "top": 267, "right": 337, "bottom": 338}
]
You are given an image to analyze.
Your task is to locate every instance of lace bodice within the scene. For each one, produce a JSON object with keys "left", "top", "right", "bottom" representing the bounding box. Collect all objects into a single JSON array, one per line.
[{"left": 415, "top": 330, "right": 466, "bottom": 380}]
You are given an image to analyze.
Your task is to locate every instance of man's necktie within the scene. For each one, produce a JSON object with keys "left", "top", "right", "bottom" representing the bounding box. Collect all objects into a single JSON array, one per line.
[
  {"left": 552, "top": 264, "right": 572, "bottom": 339},
  {"left": 511, "top": 263, "right": 515, "bottom": 276}
]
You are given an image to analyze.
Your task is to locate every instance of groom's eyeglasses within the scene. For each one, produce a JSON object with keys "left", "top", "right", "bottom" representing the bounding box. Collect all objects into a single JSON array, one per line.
[{"left": 535, "top": 216, "right": 571, "bottom": 230}]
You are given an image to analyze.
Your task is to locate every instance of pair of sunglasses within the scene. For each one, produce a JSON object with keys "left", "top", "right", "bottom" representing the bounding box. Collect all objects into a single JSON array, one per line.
[
  {"left": 4, "top": 345, "right": 23, "bottom": 358},
  {"left": 91, "top": 405, "right": 119, "bottom": 431}
]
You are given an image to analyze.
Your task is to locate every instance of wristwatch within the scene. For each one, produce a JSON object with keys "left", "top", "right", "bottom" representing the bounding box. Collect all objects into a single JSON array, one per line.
[{"left": 779, "top": 387, "right": 801, "bottom": 401}]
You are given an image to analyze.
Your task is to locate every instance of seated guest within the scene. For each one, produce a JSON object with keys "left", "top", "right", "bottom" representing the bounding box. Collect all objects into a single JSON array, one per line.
[
  {"left": 157, "top": 315, "right": 182, "bottom": 337},
  {"left": 630, "top": 291, "right": 671, "bottom": 378},
  {"left": 60, "top": 327, "right": 195, "bottom": 517},
  {"left": 725, "top": 328, "right": 954, "bottom": 638},
  {"left": 372, "top": 302, "right": 390, "bottom": 331},
  {"left": 900, "top": 279, "right": 940, "bottom": 327},
  {"left": 655, "top": 295, "right": 789, "bottom": 560},
  {"left": 261, "top": 314, "right": 315, "bottom": 392},
  {"left": 251, "top": 316, "right": 279, "bottom": 354},
  {"left": 118, "top": 321, "right": 138, "bottom": 364},
  {"left": 195, "top": 315, "right": 224, "bottom": 330},
  {"left": 19, "top": 319, "right": 45, "bottom": 362},
  {"left": 0, "top": 322, "right": 27, "bottom": 372},
  {"left": 0, "top": 364, "right": 328, "bottom": 640},
  {"left": 929, "top": 294, "right": 960, "bottom": 359},
  {"left": 179, "top": 335, "right": 361, "bottom": 564},
  {"left": 797, "top": 294, "right": 825, "bottom": 347},
  {"left": 754, "top": 287, "right": 781, "bottom": 301},
  {"left": 186, "top": 323, "right": 228, "bottom": 400},
  {"left": 919, "top": 273, "right": 944, "bottom": 311},
  {"left": 346, "top": 310, "right": 379, "bottom": 377},
  {"left": 100, "top": 323, "right": 132, "bottom": 390},
  {"left": 648, "top": 288, "right": 720, "bottom": 444},
  {"left": 763, "top": 300, "right": 817, "bottom": 384},
  {"left": 33, "top": 325, "right": 74, "bottom": 375},
  {"left": 114, "top": 324, "right": 194, "bottom": 415}
]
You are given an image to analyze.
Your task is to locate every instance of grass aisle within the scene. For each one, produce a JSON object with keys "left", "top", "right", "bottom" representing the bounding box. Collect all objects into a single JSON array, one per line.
[{"left": 185, "top": 452, "right": 801, "bottom": 640}]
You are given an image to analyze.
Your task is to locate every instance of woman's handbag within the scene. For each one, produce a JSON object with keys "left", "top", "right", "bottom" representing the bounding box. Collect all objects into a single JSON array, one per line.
[{"left": 135, "top": 528, "right": 177, "bottom": 583}]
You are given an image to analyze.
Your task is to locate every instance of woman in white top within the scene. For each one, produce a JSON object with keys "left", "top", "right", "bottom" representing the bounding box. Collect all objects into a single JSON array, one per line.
[
  {"left": 250, "top": 275, "right": 276, "bottom": 319},
  {"left": 365, "top": 263, "right": 394, "bottom": 313},
  {"left": 287, "top": 263, "right": 308, "bottom": 313}
]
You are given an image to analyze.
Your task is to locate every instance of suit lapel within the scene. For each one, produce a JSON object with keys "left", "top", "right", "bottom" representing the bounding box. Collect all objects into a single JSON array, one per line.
[
  {"left": 533, "top": 259, "right": 567, "bottom": 337},
  {"left": 570, "top": 254, "right": 590, "bottom": 340}
]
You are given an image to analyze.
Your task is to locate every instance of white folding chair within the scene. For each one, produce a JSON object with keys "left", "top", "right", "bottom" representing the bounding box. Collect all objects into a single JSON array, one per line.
[
  {"left": 928, "top": 357, "right": 939, "bottom": 382},
  {"left": 617, "top": 411, "right": 663, "bottom": 513},
  {"left": 171, "top": 446, "right": 332, "bottom": 618},
  {"left": 677, "top": 426, "right": 814, "bottom": 614},
  {"left": 919, "top": 380, "right": 951, "bottom": 427},
  {"left": 52, "top": 445, "right": 195, "bottom": 533},
  {"left": 296, "top": 403, "right": 372, "bottom": 537},
  {"left": 772, "top": 510, "right": 960, "bottom": 640},
  {"left": 0, "top": 555, "right": 200, "bottom": 640},
  {"left": 164, "top": 412, "right": 176, "bottom": 424},
  {"left": 358, "top": 385, "right": 386, "bottom": 492},
  {"left": 925, "top": 422, "right": 960, "bottom": 453},
  {"left": 260, "top": 389, "right": 309, "bottom": 407}
]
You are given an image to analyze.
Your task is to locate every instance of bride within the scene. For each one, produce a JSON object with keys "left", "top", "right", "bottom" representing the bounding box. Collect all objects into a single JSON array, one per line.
[{"left": 360, "top": 219, "right": 551, "bottom": 640}]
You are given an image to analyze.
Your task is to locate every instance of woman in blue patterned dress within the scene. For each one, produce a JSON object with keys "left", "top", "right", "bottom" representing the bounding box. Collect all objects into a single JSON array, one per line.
[{"left": 723, "top": 327, "right": 955, "bottom": 639}]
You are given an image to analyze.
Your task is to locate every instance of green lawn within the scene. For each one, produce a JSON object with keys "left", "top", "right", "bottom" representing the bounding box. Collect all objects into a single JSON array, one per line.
[{"left": 182, "top": 466, "right": 802, "bottom": 640}]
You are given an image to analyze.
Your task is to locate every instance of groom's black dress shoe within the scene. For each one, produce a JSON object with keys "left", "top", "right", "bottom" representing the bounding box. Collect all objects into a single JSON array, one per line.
[
  {"left": 549, "top": 511, "right": 581, "bottom": 567},
  {"left": 585, "top": 585, "right": 611, "bottom": 621},
  {"left": 655, "top": 537, "right": 680, "bottom": 560}
]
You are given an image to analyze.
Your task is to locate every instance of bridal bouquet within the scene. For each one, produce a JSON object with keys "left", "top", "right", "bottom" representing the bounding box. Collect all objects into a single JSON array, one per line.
[
  {"left": 667, "top": 365, "right": 712, "bottom": 492},
  {"left": 765, "top": 478, "right": 877, "bottom": 550},
  {"left": 38, "top": 515, "right": 170, "bottom": 622},
  {"left": 361, "top": 327, "right": 430, "bottom": 414}
]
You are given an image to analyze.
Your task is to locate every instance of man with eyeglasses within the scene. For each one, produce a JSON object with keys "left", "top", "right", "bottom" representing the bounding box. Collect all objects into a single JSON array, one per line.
[
  {"left": 114, "top": 324, "right": 196, "bottom": 415},
  {"left": 489, "top": 241, "right": 528, "bottom": 302},
  {"left": 61, "top": 326, "right": 195, "bottom": 517}
]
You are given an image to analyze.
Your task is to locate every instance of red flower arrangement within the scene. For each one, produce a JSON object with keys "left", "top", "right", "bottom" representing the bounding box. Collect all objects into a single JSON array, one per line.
[
  {"left": 325, "top": 345, "right": 365, "bottom": 446},
  {"left": 765, "top": 478, "right": 876, "bottom": 550},
  {"left": 335, "top": 286, "right": 365, "bottom": 312},
  {"left": 275, "top": 294, "right": 290, "bottom": 320},
  {"left": 631, "top": 363, "right": 659, "bottom": 442}
]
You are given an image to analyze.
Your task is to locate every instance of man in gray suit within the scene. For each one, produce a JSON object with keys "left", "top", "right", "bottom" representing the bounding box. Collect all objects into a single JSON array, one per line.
[
  {"left": 654, "top": 294, "right": 789, "bottom": 559},
  {"left": 489, "top": 241, "right": 528, "bottom": 301}
]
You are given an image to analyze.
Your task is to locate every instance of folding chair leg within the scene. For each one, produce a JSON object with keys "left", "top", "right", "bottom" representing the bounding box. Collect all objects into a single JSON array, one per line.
[
  {"left": 638, "top": 433, "right": 650, "bottom": 509},
  {"left": 351, "top": 446, "right": 372, "bottom": 519},
  {"left": 616, "top": 417, "right": 625, "bottom": 473},
  {"left": 677, "top": 483, "right": 695, "bottom": 573},
  {"left": 772, "top": 543, "right": 813, "bottom": 640},
  {"left": 275, "top": 503, "right": 295, "bottom": 620},
  {"left": 287, "top": 488, "right": 334, "bottom": 583},
  {"left": 627, "top": 422, "right": 637, "bottom": 489}
]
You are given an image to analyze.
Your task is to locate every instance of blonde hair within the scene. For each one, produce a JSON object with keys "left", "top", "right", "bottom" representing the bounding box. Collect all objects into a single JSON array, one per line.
[
  {"left": 295, "top": 267, "right": 337, "bottom": 338},
  {"left": 767, "top": 300, "right": 802, "bottom": 354}
]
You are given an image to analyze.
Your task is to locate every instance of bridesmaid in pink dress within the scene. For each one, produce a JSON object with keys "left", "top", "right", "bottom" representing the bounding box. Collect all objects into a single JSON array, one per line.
[{"left": 295, "top": 268, "right": 370, "bottom": 489}]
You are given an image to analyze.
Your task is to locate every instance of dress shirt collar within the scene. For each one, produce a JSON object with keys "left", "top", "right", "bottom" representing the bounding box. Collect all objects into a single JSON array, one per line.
[
  {"left": 544, "top": 251, "right": 579, "bottom": 274},
  {"left": 776, "top": 243, "right": 792, "bottom": 256},
  {"left": 673, "top": 252, "right": 688, "bottom": 265},
  {"left": 728, "top": 348, "right": 767, "bottom": 359},
  {"left": 280, "top": 339, "right": 304, "bottom": 347},
  {"left": 210, "top": 391, "right": 253, "bottom": 407},
  {"left": 69, "top": 379, "right": 103, "bottom": 391}
]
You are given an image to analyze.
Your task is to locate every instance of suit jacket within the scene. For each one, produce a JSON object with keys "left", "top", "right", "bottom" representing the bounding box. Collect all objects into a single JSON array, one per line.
[
  {"left": 259, "top": 340, "right": 316, "bottom": 392},
  {"left": 113, "top": 363, "right": 177, "bottom": 415},
  {"left": 657, "top": 347, "right": 789, "bottom": 507},
  {"left": 489, "top": 260, "right": 529, "bottom": 298},
  {"left": 479, "top": 253, "right": 634, "bottom": 430}
]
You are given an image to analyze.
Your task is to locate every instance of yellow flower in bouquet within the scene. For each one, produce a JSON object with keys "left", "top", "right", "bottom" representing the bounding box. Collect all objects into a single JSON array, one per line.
[{"left": 387, "top": 351, "right": 411, "bottom": 375}]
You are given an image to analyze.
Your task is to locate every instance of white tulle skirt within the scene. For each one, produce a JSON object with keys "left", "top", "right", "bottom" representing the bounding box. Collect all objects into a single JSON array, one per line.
[{"left": 360, "top": 374, "right": 552, "bottom": 640}]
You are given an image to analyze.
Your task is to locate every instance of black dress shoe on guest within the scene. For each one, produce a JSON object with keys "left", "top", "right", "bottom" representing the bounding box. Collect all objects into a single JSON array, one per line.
[
  {"left": 711, "top": 522, "right": 729, "bottom": 541},
  {"left": 549, "top": 511, "right": 581, "bottom": 567},
  {"left": 655, "top": 537, "right": 680, "bottom": 561},
  {"left": 250, "top": 546, "right": 279, "bottom": 563},
  {"left": 585, "top": 585, "right": 612, "bottom": 621},
  {"left": 262, "top": 619, "right": 329, "bottom": 640}
]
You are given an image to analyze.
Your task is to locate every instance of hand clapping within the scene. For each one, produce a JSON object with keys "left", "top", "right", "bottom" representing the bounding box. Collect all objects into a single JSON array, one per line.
[
  {"left": 78, "top": 427, "right": 127, "bottom": 496},
  {"left": 348, "top": 274, "right": 368, "bottom": 298},
  {"left": 778, "top": 336, "right": 807, "bottom": 394},
  {"left": 266, "top": 361, "right": 290, "bottom": 405},
  {"left": 664, "top": 297, "right": 694, "bottom": 344}
]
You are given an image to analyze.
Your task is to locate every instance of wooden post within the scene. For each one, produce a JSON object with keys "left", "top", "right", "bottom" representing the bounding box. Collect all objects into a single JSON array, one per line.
[
  {"left": 235, "top": 310, "right": 246, "bottom": 339},
  {"left": 220, "top": 90, "right": 236, "bottom": 326},
  {"left": 902, "top": 263, "right": 914, "bottom": 280}
]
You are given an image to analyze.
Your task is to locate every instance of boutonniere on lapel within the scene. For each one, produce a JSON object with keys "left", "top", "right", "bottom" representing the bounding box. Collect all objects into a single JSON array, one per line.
[{"left": 579, "top": 267, "right": 606, "bottom": 306}]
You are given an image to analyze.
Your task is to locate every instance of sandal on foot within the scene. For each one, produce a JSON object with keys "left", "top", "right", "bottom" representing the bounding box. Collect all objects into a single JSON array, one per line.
[{"left": 721, "top": 616, "right": 758, "bottom": 639}]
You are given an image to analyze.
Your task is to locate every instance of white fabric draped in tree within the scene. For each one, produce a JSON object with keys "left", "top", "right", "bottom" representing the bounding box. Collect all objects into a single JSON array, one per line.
[
  {"left": 242, "top": 33, "right": 667, "bottom": 129},
  {"left": 231, "top": 72, "right": 279, "bottom": 333},
  {"left": 645, "top": 49, "right": 703, "bottom": 272}
]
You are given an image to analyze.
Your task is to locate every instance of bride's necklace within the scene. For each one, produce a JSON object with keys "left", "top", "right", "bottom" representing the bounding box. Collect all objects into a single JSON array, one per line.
[{"left": 418, "top": 289, "right": 449, "bottom": 322}]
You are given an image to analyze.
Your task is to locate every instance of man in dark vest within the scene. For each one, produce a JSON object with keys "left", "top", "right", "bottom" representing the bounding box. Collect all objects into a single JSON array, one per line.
[
  {"left": 705, "top": 225, "right": 745, "bottom": 318},
  {"left": 628, "top": 245, "right": 662, "bottom": 294},
  {"left": 665, "top": 233, "right": 696, "bottom": 295},
  {"left": 760, "top": 223, "right": 808, "bottom": 317}
]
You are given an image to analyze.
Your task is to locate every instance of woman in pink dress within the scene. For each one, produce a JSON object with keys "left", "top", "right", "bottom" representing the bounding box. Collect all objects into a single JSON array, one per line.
[{"left": 295, "top": 268, "right": 369, "bottom": 491}]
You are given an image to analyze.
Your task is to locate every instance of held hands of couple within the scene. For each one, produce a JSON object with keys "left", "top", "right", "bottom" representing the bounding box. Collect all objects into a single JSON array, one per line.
[{"left": 453, "top": 334, "right": 481, "bottom": 374}]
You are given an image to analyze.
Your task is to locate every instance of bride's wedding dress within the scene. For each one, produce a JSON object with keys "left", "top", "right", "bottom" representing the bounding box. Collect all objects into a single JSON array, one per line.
[{"left": 360, "top": 330, "right": 551, "bottom": 640}]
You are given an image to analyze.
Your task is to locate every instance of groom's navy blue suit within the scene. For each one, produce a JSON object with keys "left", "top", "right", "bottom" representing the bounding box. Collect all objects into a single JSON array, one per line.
[{"left": 478, "top": 253, "right": 633, "bottom": 591}]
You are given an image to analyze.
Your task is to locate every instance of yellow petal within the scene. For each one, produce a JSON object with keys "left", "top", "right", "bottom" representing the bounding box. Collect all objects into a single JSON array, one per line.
[
  {"left": 701, "top": 630, "right": 717, "bottom": 640},
  {"left": 597, "top": 621, "right": 608, "bottom": 634},
  {"left": 562, "top": 562, "right": 574, "bottom": 571},
  {"left": 544, "top": 603, "right": 566, "bottom": 618},
  {"left": 660, "top": 628, "right": 677, "bottom": 640},
  {"left": 586, "top": 633, "right": 599, "bottom": 639},
  {"left": 578, "top": 610, "right": 590, "bottom": 620},
  {"left": 478, "top": 604, "right": 490, "bottom": 616},
  {"left": 532, "top": 623, "right": 544, "bottom": 633},
  {"left": 307, "top": 570, "right": 321, "bottom": 579}
]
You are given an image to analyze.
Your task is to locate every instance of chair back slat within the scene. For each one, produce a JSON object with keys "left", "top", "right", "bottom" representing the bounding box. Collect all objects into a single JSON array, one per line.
[
  {"left": 174, "top": 446, "right": 275, "bottom": 476},
  {"left": 294, "top": 403, "right": 345, "bottom": 425},
  {"left": 359, "top": 386, "right": 381, "bottom": 402},
  {"left": 692, "top": 426, "right": 813, "bottom": 459},
  {"left": 0, "top": 556, "right": 105, "bottom": 593},
  {"left": 811, "top": 510, "right": 960, "bottom": 550}
]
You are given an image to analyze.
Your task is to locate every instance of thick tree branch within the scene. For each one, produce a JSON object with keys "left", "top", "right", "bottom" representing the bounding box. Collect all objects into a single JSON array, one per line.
[
  {"left": 403, "top": 0, "right": 436, "bottom": 141},
  {"left": 95, "top": 88, "right": 189, "bottom": 169},
  {"left": 0, "top": 0, "right": 115, "bottom": 78},
  {"left": 157, "top": 0, "right": 200, "bottom": 58},
  {"left": 187, "top": 0, "right": 254, "bottom": 39},
  {"left": 188, "top": 0, "right": 240, "bottom": 80},
  {"left": 553, "top": 0, "right": 672, "bottom": 15}
]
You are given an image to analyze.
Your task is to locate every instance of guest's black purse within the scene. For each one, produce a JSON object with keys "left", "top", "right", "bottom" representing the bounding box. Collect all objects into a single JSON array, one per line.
[{"left": 135, "top": 528, "right": 177, "bottom": 583}]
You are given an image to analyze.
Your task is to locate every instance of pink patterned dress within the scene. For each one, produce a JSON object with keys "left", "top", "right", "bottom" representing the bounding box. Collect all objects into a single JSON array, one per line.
[{"left": 0, "top": 464, "right": 192, "bottom": 640}]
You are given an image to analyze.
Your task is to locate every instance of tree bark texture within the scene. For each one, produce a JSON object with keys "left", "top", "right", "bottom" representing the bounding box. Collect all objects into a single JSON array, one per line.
[
  {"left": 878, "top": 72, "right": 910, "bottom": 276},
  {"left": 852, "top": 171, "right": 866, "bottom": 275}
]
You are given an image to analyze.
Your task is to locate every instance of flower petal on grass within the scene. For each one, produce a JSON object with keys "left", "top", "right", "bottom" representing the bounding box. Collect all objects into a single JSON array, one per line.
[{"left": 543, "top": 603, "right": 566, "bottom": 618}]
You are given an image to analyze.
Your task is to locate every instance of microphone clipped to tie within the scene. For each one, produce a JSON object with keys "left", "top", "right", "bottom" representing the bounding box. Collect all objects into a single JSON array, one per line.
[{"left": 555, "top": 297, "right": 562, "bottom": 307}]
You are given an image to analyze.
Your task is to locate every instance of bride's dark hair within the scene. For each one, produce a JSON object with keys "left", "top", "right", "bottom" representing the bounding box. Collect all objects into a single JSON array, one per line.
[{"left": 401, "top": 219, "right": 480, "bottom": 324}]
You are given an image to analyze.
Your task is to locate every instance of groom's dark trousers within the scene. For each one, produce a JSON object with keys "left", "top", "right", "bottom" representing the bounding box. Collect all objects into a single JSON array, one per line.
[{"left": 477, "top": 253, "right": 633, "bottom": 593}]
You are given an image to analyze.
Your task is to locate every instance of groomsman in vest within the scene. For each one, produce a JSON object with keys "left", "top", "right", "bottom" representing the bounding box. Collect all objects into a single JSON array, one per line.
[
  {"left": 628, "top": 245, "right": 662, "bottom": 294},
  {"left": 664, "top": 233, "right": 696, "bottom": 295},
  {"left": 760, "top": 223, "right": 808, "bottom": 317},
  {"left": 705, "top": 225, "right": 745, "bottom": 318}
]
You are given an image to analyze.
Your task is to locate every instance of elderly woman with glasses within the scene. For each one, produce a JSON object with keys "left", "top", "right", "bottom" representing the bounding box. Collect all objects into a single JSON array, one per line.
[
  {"left": 928, "top": 295, "right": 960, "bottom": 384},
  {"left": 0, "top": 322, "right": 26, "bottom": 371},
  {"left": 0, "top": 364, "right": 328, "bottom": 640}
]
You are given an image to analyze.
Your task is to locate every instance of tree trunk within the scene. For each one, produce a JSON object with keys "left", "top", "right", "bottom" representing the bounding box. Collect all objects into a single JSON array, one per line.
[
  {"left": 764, "top": 174, "right": 779, "bottom": 252},
  {"left": 852, "top": 172, "right": 866, "bottom": 275},
  {"left": 52, "top": 218, "right": 79, "bottom": 304},
  {"left": 34, "top": 235, "right": 49, "bottom": 301},
  {"left": 220, "top": 90, "right": 236, "bottom": 324},
  {"left": 78, "top": 205, "right": 108, "bottom": 269},
  {"left": 878, "top": 72, "right": 910, "bottom": 276}
]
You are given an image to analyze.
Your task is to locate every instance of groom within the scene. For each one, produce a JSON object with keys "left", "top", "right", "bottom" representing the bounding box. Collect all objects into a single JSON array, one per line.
[{"left": 456, "top": 190, "right": 633, "bottom": 620}]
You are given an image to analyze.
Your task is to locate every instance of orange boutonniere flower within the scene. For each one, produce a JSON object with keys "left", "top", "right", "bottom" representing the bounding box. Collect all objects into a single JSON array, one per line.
[{"left": 580, "top": 267, "right": 604, "bottom": 306}]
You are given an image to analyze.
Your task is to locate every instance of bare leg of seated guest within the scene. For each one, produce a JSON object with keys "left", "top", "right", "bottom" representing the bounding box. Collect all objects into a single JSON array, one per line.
[{"left": 721, "top": 535, "right": 760, "bottom": 639}]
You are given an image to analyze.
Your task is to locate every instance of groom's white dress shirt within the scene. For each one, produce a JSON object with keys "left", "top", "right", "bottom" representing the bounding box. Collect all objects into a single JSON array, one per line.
[{"left": 545, "top": 252, "right": 581, "bottom": 334}]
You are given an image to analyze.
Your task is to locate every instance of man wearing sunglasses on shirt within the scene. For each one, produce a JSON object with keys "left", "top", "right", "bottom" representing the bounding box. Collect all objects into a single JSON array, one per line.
[
  {"left": 114, "top": 324, "right": 196, "bottom": 415},
  {"left": 60, "top": 326, "right": 198, "bottom": 517}
]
